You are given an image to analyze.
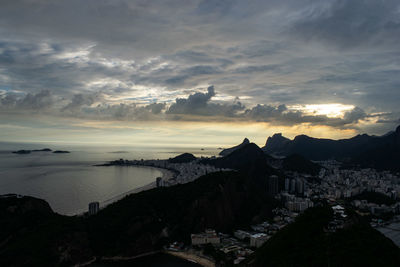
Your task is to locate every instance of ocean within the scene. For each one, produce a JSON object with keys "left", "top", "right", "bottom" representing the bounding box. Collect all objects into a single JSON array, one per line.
[{"left": 0, "top": 142, "right": 219, "bottom": 215}]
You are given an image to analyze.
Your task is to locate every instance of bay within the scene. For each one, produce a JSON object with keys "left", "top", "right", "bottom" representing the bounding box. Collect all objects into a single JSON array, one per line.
[{"left": 0, "top": 142, "right": 218, "bottom": 215}]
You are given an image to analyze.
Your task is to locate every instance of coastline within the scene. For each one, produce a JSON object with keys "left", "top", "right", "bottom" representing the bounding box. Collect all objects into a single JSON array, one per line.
[
  {"left": 99, "top": 165, "right": 175, "bottom": 209},
  {"left": 89, "top": 251, "right": 204, "bottom": 266},
  {"left": 164, "top": 251, "right": 215, "bottom": 267}
]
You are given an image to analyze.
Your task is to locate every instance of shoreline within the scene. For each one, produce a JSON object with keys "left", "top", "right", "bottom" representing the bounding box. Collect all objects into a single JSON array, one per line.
[
  {"left": 165, "top": 251, "right": 216, "bottom": 267},
  {"left": 98, "top": 165, "right": 175, "bottom": 210},
  {"left": 89, "top": 250, "right": 209, "bottom": 266}
]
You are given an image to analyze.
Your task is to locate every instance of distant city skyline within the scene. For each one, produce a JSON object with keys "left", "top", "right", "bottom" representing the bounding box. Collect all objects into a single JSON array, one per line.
[{"left": 1, "top": 0, "right": 399, "bottom": 145}]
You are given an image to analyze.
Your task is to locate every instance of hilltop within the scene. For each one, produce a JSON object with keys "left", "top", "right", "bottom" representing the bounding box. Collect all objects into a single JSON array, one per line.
[{"left": 262, "top": 125, "right": 400, "bottom": 171}]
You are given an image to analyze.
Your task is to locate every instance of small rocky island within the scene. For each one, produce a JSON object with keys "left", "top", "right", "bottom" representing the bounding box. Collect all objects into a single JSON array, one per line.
[{"left": 12, "top": 148, "right": 70, "bottom": 154}]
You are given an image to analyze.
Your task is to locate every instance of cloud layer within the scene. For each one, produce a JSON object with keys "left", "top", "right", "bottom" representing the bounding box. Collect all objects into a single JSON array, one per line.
[{"left": 0, "top": 0, "right": 399, "bottom": 134}]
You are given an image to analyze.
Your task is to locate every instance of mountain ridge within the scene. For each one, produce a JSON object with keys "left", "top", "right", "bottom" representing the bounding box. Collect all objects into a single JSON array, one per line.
[{"left": 262, "top": 125, "right": 400, "bottom": 170}]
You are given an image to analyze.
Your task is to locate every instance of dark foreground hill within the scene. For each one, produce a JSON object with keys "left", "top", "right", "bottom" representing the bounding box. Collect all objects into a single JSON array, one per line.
[
  {"left": 262, "top": 125, "right": 400, "bottom": 171},
  {"left": 88, "top": 171, "right": 278, "bottom": 257},
  {"left": 0, "top": 196, "right": 91, "bottom": 266},
  {"left": 248, "top": 206, "right": 400, "bottom": 267},
  {"left": 0, "top": 171, "right": 279, "bottom": 266},
  {"left": 1, "top": 173, "right": 399, "bottom": 266}
]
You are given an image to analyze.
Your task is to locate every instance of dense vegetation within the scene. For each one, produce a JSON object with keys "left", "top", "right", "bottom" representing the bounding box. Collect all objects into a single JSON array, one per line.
[{"left": 249, "top": 206, "right": 400, "bottom": 267}]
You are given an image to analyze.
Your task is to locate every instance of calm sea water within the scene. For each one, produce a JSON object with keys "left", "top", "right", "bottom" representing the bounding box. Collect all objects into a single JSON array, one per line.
[{"left": 0, "top": 142, "right": 219, "bottom": 215}]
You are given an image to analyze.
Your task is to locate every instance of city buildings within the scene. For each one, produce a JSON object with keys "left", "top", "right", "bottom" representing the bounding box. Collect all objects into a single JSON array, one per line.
[{"left": 191, "top": 229, "right": 221, "bottom": 245}]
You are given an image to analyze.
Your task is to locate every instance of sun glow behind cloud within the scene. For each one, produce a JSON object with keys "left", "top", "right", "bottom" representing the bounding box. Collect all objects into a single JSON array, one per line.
[
  {"left": 290, "top": 104, "right": 355, "bottom": 118},
  {"left": 0, "top": 113, "right": 359, "bottom": 150}
]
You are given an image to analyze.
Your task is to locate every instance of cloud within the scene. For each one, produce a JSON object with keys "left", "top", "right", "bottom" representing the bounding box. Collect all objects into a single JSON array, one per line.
[
  {"left": 62, "top": 92, "right": 102, "bottom": 112},
  {"left": 232, "top": 64, "right": 281, "bottom": 74},
  {"left": 0, "top": 86, "right": 395, "bottom": 130},
  {"left": 146, "top": 102, "right": 166, "bottom": 114},
  {"left": 167, "top": 86, "right": 215, "bottom": 113},
  {"left": 290, "top": 0, "right": 400, "bottom": 48},
  {"left": 80, "top": 102, "right": 166, "bottom": 121},
  {"left": 244, "top": 103, "right": 369, "bottom": 128},
  {"left": 0, "top": 90, "right": 55, "bottom": 111},
  {"left": 0, "top": 1, "right": 399, "bottom": 135},
  {"left": 166, "top": 86, "right": 245, "bottom": 117}
]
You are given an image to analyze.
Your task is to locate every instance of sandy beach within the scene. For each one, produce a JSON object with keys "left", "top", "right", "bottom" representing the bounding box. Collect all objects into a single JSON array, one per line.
[
  {"left": 165, "top": 251, "right": 215, "bottom": 267},
  {"left": 100, "top": 166, "right": 175, "bottom": 208}
]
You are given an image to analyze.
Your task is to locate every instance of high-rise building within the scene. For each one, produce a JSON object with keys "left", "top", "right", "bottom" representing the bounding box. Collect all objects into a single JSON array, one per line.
[
  {"left": 296, "top": 179, "right": 304, "bottom": 195},
  {"left": 290, "top": 179, "right": 296, "bottom": 193},
  {"left": 156, "top": 177, "right": 164, "bottom": 187},
  {"left": 268, "top": 175, "right": 279, "bottom": 196},
  {"left": 284, "top": 178, "right": 290, "bottom": 192},
  {"left": 88, "top": 201, "right": 99, "bottom": 215}
]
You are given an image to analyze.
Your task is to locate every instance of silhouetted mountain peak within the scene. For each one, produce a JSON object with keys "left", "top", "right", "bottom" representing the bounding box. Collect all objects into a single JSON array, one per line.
[
  {"left": 209, "top": 143, "right": 272, "bottom": 176},
  {"left": 232, "top": 142, "right": 264, "bottom": 157},
  {"left": 169, "top": 153, "right": 196, "bottom": 163},
  {"left": 260, "top": 125, "right": 400, "bottom": 171},
  {"left": 263, "top": 133, "right": 291, "bottom": 154},
  {"left": 293, "top": 134, "right": 311, "bottom": 141},
  {"left": 219, "top": 137, "right": 250, "bottom": 156}
]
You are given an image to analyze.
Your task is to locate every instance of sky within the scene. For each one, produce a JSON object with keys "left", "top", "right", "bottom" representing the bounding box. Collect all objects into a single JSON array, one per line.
[{"left": 0, "top": 0, "right": 400, "bottom": 148}]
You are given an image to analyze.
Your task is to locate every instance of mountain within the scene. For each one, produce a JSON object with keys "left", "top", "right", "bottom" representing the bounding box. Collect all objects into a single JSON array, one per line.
[
  {"left": 262, "top": 125, "right": 400, "bottom": 170},
  {"left": 205, "top": 143, "right": 276, "bottom": 179},
  {"left": 168, "top": 153, "right": 196, "bottom": 163},
  {"left": 219, "top": 138, "right": 250, "bottom": 156},
  {"left": 262, "top": 133, "right": 290, "bottom": 155},
  {"left": 0, "top": 195, "right": 91, "bottom": 266},
  {"left": 282, "top": 154, "right": 321, "bottom": 175},
  {"left": 88, "top": 171, "right": 278, "bottom": 257},
  {"left": 0, "top": 171, "right": 280, "bottom": 265},
  {"left": 204, "top": 143, "right": 278, "bottom": 193},
  {"left": 249, "top": 206, "right": 400, "bottom": 267},
  {"left": 211, "top": 143, "right": 266, "bottom": 170},
  {"left": 352, "top": 125, "right": 400, "bottom": 171}
]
